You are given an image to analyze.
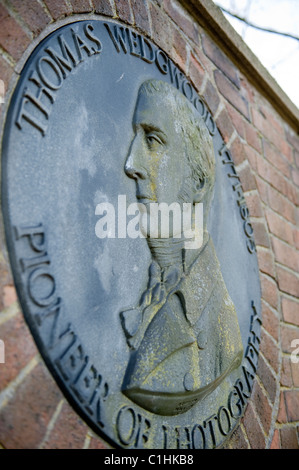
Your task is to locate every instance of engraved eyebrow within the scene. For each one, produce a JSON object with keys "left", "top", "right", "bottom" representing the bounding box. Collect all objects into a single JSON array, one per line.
[{"left": 141, "top": 123, "right": 167, "bottom": 141}]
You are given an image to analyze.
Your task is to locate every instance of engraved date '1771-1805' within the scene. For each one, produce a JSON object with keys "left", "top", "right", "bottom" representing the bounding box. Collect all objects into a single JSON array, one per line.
[{"left": 1, "top": 19, "right": 262, "bottom": 449}]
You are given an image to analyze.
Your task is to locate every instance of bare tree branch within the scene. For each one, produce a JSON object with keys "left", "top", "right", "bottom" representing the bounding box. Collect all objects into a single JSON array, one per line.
[{"left": 217, "top": 5, "right": 299, "bottom": 42}]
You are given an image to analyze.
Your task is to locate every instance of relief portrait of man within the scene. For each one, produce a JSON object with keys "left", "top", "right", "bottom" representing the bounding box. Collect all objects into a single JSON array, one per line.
[{"left": 120, "top": 79, "right": 244, "bottom": 416}]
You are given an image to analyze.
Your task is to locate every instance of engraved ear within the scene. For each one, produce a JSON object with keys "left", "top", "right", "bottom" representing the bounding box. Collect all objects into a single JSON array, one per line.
[{"left": 193, "top": 178, "right": 205, "bottom": 204}]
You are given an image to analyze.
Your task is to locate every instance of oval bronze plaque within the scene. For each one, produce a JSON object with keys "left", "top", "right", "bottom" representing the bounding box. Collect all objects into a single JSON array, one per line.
[{"left": 1, "top": 19, "right": 262, "bottom": 449}]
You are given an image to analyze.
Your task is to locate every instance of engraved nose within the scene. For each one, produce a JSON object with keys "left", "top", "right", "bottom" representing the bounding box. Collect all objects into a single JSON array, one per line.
[
  {"left": 125, "top": 159, "right": 147, "bottom": 180},
  {"left": 125, "top": 136, "right": 147, "bottom": 180}
]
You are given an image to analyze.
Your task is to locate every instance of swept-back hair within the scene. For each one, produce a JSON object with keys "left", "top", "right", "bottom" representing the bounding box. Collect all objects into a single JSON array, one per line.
[{"left": 137, "top": 80, "right": 215, "bottom": 200}]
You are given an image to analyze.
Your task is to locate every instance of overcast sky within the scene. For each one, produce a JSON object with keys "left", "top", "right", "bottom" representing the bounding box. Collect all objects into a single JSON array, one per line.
[{"left": 212, "top": 0, "right": 299, "bottom": 109}]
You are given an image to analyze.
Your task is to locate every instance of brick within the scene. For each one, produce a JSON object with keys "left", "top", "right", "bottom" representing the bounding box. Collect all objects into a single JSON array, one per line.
[
  {"left": 3, "top": 285, "right": 17, "bottom": 308},
  {"left": 225, "top": 102, "right": 245, "bottom": 140},
  {"left": 229, "top": 137, "right": 246, "bottom": 166},
  {"left": 252, "top": 220, "right": 270, "bottom": 248},
  {"left": 241, "top": 79, "right": 256, "bottom": 108},
  {"left": 267, "top": 186, "right": 296, "bottom": 225},
  {"left": 188, "top": 53, "right": 205, "bottom": 92},
  {"left": 9, "top": 0, "right": 51, "bottom": 35},
  {"left": 190, "top": 47, "right": 214, "bottom": 81},
  {"left": 92, "top": 0, "right": 115, "bottom": 16},
  {"left": 0, "top": 311, "right": 38, "bottom": 390},
  {"left": 255, "top": 175, "right": 268, "bottom": 204},
  {"left": 257, "top": 353, "right": 277, "bottom": 403},
  {"left": 272, "top": 172, "right": 298, "bottom": 206},
  {"left": 261, "top": 106, "right": 283, "bottom": 136},
  {"left": 0, "top": 4, "right": 31, "bottom": 61},
  {"left": 216, "top": 108, "right": 234, "bottom": 143},
  {"left": 0, "top": 254, "right": 14, "bottom": 313},
  {"left": 281, "top": 356, "right": 293, "bottom": 388},
  {"left": 291, "top": 361, "right": 299, "bottom": 387},
  {"left": 243, "top": 119, "right": 262, "bottom": 153},
  {"left": 0, "top": 55, "right": 14, "bottom": 90},
  {"left": 284, "top": 391, "right": 299, "bottom": 422},
  {"left": 89, "top": 435, "right": 110, "bottom": 449},
  {"left": 270, "top": 429, "right": 280, "bottom": 449},
  {"left": 280, "top": 426, "right": 299, "bottom": 449},
  {"left": 149, "top": 4, "right": 173, "bottom": 55},
  {"left": 265, "top": 209, "right": 294, "bottom": 245},
  {"left": 257, "top": 105, "right": 283, "bottom": 136},
  {"left": 256, "top": 155, "right": 287, "bottom": 195},
  {"left": 277, "top": 180, "right": 298, "bottom": 208},
  {"left": 257, "top": 248, "right": 275, "bottom": 279},
  {"left": 260, "top": 328, "right": 279, "bottom": 373},
  {"left": 42, "top": 401, "right": 89, "bottom": 449},
  {"left": 290, "top": 180, "right": 299, "bottom": 204},
  {"left": 202, "top": 79, "right": 220, "bottom": 115},
  {"left": 214, "top": 70, "right": 250, "bottom": 121},
  {"left": 252, "top": 107, "right": 286, "bottom": 154},
  {"left": 273, "top": 130, "right": 290, "bottom": 158},
  {"left": 131, "top": 0, "right": 151, "bottom": 35},
  {"left": 0, "top": 77, "right": 4, "bottom": 105},
  {"left": 115, "top": 0, "right": 134, "bottom": 24},
  {"left": 272, "top": 237, "right": 299, "bottom": 272},
  {"left": 201, "top": 33, "right": 239, "bottom": 88},
  {"left": 282, "top": 142, "right": 294, "bottom": 165},
  {"left": 251, "top": 107, "right": 265, "bottom": 132},
  {"left": 263, "top": 139, "right": 291, "bottom": 179},
  {"left": 225, "top": 426, "right": 249, "bottom": 449},
  {"left": 281, "top": 324, "right": 299, "bottom": 354},
  {"left": 244, "top": 192, "right": 263, "bottom": 218},
  {"left": 171, "top": 28, "right": 188, "bottom": 72},
  {"left": 277, "top": 392, "right": 287, "bottom": 424},
  {"left": 261, "top": 301, "right": 279, "bottom": 342},
  {"left": 226, "top": 102, "right": 245, "bottom": 139},
  {"left": 251, "top": 380, "right": 273, "bottom": 435},
  {"left": 0, "top": 361, "right": 63, "bottom": 449},
  {"left": 276, "top": 266, "right": 299, "bottom": 297},
  {"left": 261, "top": 274, "right": 279, "bottom": 310},
  {"left": 283, "top": 180, "right": 299, "bottom": 207},
  {"left": 164, "top": 0, "right": 199, "bottom": 44},
  {"left": 242, "top": 402, "right": 265, "bottom": 449},
  {"left": 69, "top": 0, "right": 93, "bottom": 13},
  {"left": 44, "top": 0, "right": 72, "bottom": 19},
  {"left": 292, "top": 167, "right": 299, "bottom": 187},
  {"left": 245, "top": 146, "right": 259, "bottom": 172},
  {"left": 238, "top": 162, "right": 257, "bottom": 192},
  {"left": 286, "top": 130, "right": 299, "bottom": 153}
]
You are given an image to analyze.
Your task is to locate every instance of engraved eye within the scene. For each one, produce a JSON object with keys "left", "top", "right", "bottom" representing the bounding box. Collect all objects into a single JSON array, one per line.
[{"left": 146, "top": 133, "right": 164, "bottom": 147}]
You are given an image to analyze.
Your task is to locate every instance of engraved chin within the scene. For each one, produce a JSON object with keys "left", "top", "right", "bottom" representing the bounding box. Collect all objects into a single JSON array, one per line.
[
  {"left": 136, "top": 185, "right": 155, "bottom": 204},
  {"left": 139, "top": 217, "right": 181, "bottom": 240},
  {"left": 137, "top": 199, "right": 186, "bottom": 240}
]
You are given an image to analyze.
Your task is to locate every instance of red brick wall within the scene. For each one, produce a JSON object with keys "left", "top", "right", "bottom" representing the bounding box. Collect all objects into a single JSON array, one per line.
[{"left": 0, "top": 0, "right": 298, "bottom": 449}]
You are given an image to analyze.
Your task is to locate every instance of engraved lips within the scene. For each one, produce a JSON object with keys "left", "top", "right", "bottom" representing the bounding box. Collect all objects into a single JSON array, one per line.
[{"left": 136, "top": 189, "right": 154, "bottom": 203}]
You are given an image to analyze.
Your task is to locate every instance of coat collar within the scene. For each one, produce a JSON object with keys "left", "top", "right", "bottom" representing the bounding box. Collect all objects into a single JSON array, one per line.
[{"left": 178, "top": 236, "right": 220, "bottom": 326}]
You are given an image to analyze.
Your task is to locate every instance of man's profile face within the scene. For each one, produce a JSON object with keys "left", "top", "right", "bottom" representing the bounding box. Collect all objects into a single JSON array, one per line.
[{"left": 125, "top": 89, "right": 190, "bottom": 210}]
